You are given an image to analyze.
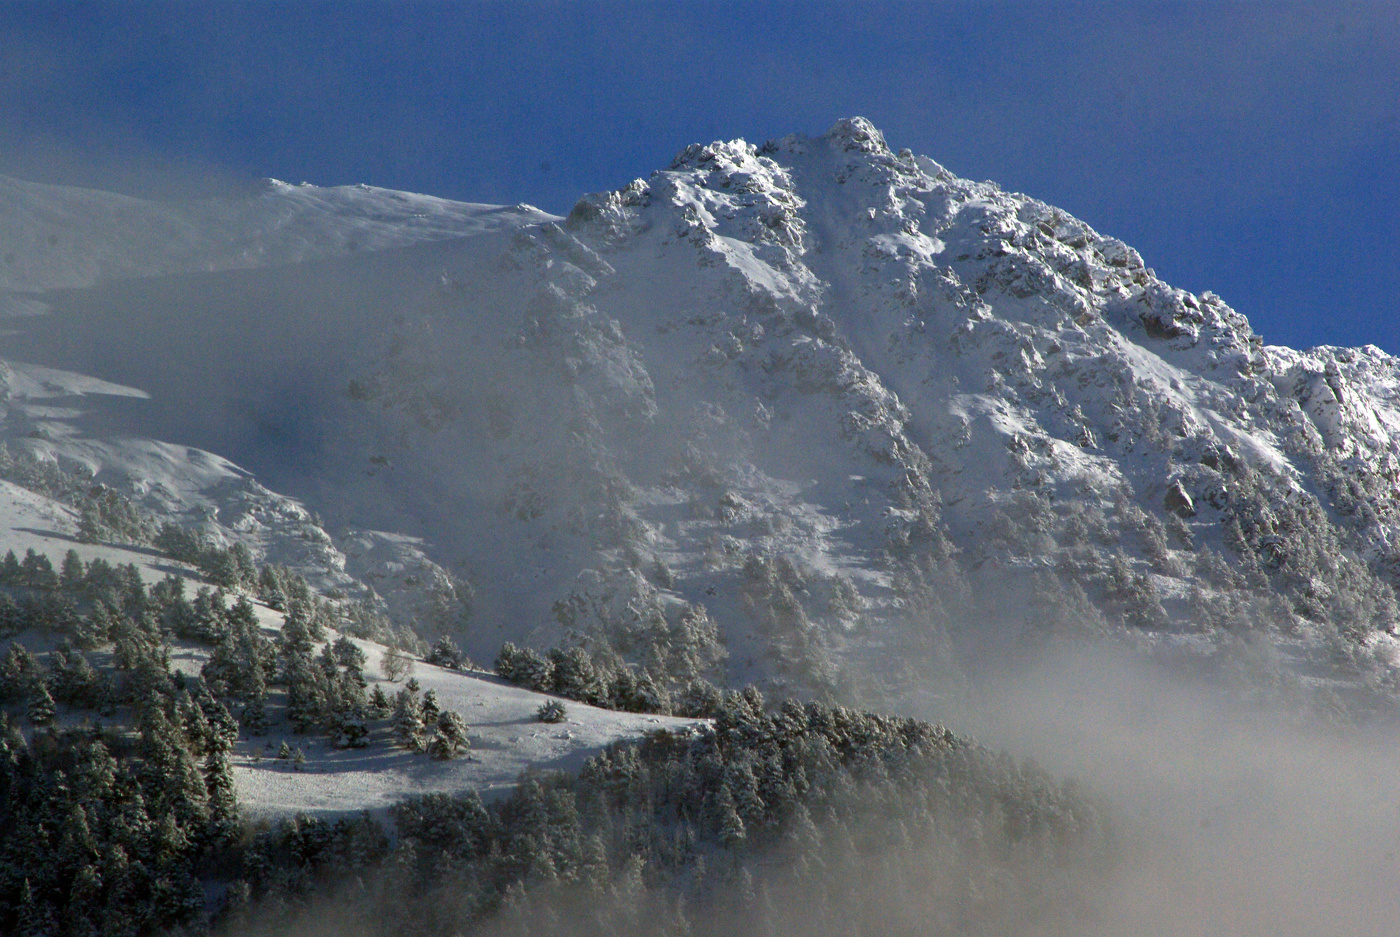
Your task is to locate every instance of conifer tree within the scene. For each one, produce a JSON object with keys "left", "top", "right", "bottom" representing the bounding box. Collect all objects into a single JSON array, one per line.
[
  {"left": 428, "top": 710, "right": 470, "bottom": 759},
  {"left": 714, "top": 785, "right": 746, "bottom": 847},
  {"left": 27, "top": 681, "right": 56, "bottom": 727},
  {"left": 76, "top": 507, "right": 104, "bottom": 545},
  {"left": 0, "top": 641, "right": 39, "bottom": 703},
  {"left": 333, "top": 634, "right": 368, "bottom": 672},
  {"left": 392, "top": 688, "right": 425, "bottom": 749},
  {"left": 0, "top": 549, "right": 20, "bottom": 585},
  {"left": 370, "top": 683, "right": 391, "bottom": 716},
  {"left": 16, "top": 877, "right": 57, "bottom": 937},
  {"left": 258, "top": 564, "right": 287, "bottom": 610},
  {"left": 60, "top": 549, "right": 85, "bottom": 591},
  {"left": 205, "top": 748, "right": 239, "bottom": 845},
  {"left": 427, "top": 635, "right": 467, "bottom": 670},
  {"left": 21, "top": 549, "right": 58, "bottom": 590}
]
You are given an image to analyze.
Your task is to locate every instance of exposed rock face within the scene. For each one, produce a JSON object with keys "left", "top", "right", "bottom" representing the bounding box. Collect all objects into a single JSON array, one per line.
[{"left": 1165, "top": 480, "right": 1196, "bottom": 518}]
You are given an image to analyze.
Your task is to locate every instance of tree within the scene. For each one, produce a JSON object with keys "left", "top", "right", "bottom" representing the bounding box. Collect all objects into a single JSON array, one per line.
[
  {"left": 714, "top": 785, "right": 747, "bottom": 847},
  {"left": 229, "top": 542, "right": 258, "bottom": 588},
  {"left": 536, "top": 699, "right": 567, "bottom": 724},
  {"left": 332, "top": 635, "right": 367, "bottom": 672},
  {"left": 201, "top": 547, "right": 242, "bottom": 591},
  {"left": 550, "top": 647, "right": 604, "bottom": 704},
  {"left": 205, "top": 749, "right": 239, "bottom": 845},
  {"left": 156, "top": 522, "right": 203, "bottom": 564},
  {"left": 76, "top": 507, "right": 104, "bottom": 544},
  {"left": 675, "top": 679, "right": 723, "bottom": 718},
  {"left": 381, "top": 645, "right": 413, "bottom": 683},
  {"left": 392, "top": 688, "right": 425, "bottom": 749},
  {"left": 495, "top": 642, "right": 553, "bottom": 692},
  {"left": 240, "top": 697, "right": 269, "bottom": 737},
  {"left": 285, "top": 655, "right": 326, "bottom": 734},
  {"left": 60, "top": 549, "right": 85, "bottom": 591},
  {"left": 0, "top": 549, "right": 20, "bottom": 585},
  {"left": 0, "top": 642, "right": 39, "bottom": 703},
  {"left": 257, "top": 564, "right": 287, "bottom": 610},
  {"left": 21, "top": 549, "right": 58, "bottom": 590},
  {"left": 427, "top": 635, "right": 468, "bottom": 670},
  {"left": 329, "top": 709, "right": 370, "bottom": 749},
  {"left": 27, "top": 682, "right": 55, "bottom": 727},
  {"left": 16, "top": 877, "right": 57, "bottom": 937},
  {"left": 280, "top": 608, "right": 315, "bottom": 658},
  {"left": 428, "top": 710, "right": 470, "bottom": 759}
]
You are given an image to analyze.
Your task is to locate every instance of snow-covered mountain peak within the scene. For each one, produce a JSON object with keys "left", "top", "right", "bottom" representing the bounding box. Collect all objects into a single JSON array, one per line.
[
  {"left": 10, "top": 118, "right": 1400, "bottom": 708},
  {"left": 820, "top": 116, "right": 895, "bottom": 156},
  {"left": 495, "top": 118, "right": 1400, "bottom": 697}
]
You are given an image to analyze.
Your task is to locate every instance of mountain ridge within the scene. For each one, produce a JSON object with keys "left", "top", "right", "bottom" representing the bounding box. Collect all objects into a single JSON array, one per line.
[{"left": 4, "top": 117, "right": 1400, "bottom": 711}]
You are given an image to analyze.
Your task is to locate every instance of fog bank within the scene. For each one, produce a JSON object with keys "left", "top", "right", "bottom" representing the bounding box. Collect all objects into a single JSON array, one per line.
[{"left": 934, "top": 644, "right": 1400, "bottom": 937}]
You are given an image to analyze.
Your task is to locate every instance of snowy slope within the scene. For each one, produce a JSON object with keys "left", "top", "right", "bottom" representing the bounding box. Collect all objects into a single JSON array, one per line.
[
  {"left": 0, "top": 173, "right": 554, "bottom": 295},
  {"left": 230, "top": 651, "right": 702, "bottom": 821},
  {"left": 0, "top": 483, "right": 702, "bottom": 820},
  {"left": 6, "top": 119, "right": 1400, "bottom": 709}
]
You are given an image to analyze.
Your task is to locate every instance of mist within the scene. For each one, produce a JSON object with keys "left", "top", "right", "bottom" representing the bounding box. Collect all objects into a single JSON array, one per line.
[{"left": 917, "top": 641, "right": 1400, "bottom": 937}]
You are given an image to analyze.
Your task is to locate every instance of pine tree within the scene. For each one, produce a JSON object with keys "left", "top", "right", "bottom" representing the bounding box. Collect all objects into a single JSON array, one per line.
[
  {"left": 495, "top": 642, "right": 555, "bottom": 692},
  {"left": 421, "top": 688, "right": 440, "bottom": 722},
  {"left": 27, "top": 682, "right": 56, "bottom": 727},
  {"left": 369, "top": 683, "right": 391, "bottom": 716},
  {"left": 536, "top": 699, "right": 568, "bottom": 723},
  {"left": 332, "top": 634, "right": 367, "bottom": 671},
  {"left": 16, "top": 877, "right": 57, "bottom": 937},
  {"left": 0, "top": 642, "right": 38, "bottom": 703},
  {"left": 258, "top": 564, "right": 286, "bottom": 610},
  {"left": 230, "top": 542, "right": 258, "bottom": 589},
  {"left": 21, "top": 549, "right": 58, "bottom": 590},
  {"left": 714, "top": 785, "right": 747, "bottom": 847},
  {"left": 0, "top": 549, "right": 20, "bottom": 585},
  {"left": 0, "top": 593, "right": 20, "bottom": 640},
  {"left": 428, "top": 710, "right": 470, "bottom": 759},
  {"left": 76, "top": 507, "right": 104, "bottom": 545},
  {"left": 285, "top": 655, "right": 326, "bottom": 734},
  {"left": 205, "top": 749, "right": 239, "bottom": 845},
  {"left": 330, "top": 709, "right": 370, "bottom": 749},
  {"left": 427, "top": 634, "right": 467, "bottom": 670},
  {"left": 60, "top": 549, "right": 85, "bottom": 591},
  {"left": 240, "top": 697, "right": 268, "bottom": 736},
  {"left": 280, "top": 608, "right": 315, "bottom": 658},
  {"left": 550, "top": 646, "right": 604, "bottom": 704},
  {"left": 392, "top": 688, "right": 425, "bottom": 749},
  {"left": 65, "top": 862, "right": 103, "bottom": 937}
]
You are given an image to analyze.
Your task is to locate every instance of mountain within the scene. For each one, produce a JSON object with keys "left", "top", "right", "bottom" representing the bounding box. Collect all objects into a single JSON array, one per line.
[
  {"left": 5, "top": 117, "right": 1400, "bottom": 936},
  {"left": 6, "top": 118, "right": 1400, "bottom": 715}
]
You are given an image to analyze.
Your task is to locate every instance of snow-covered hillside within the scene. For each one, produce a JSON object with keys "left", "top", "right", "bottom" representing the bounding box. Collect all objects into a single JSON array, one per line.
[
  {"left": 0, "top": 173, "right": 553, "bottom": 295},
  {"left": 6, "top": 118, "right": 1400, "bottom": 713},
  {"left": 0, "top": 483, "right": 702, "bottom": 820}
]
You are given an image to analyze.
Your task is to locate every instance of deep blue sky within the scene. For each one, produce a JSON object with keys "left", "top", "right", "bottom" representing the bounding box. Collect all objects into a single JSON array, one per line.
[{"left": 4, "top": 2, "right": 1399, "bottom": 352}]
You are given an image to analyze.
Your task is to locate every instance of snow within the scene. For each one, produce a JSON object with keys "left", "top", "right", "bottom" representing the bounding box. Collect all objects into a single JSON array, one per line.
[
  {"left": 5, "top": 115, "right": 1400, "bottom": 740},
  {"left": 0, "top": 173, "right": 558, "bottom": 295},
  {"left": 231, "top": 661, "right": 702, "bottom": 820},
  {"left": 0, "top": 475, "right": 704, "bottom": 820}
]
